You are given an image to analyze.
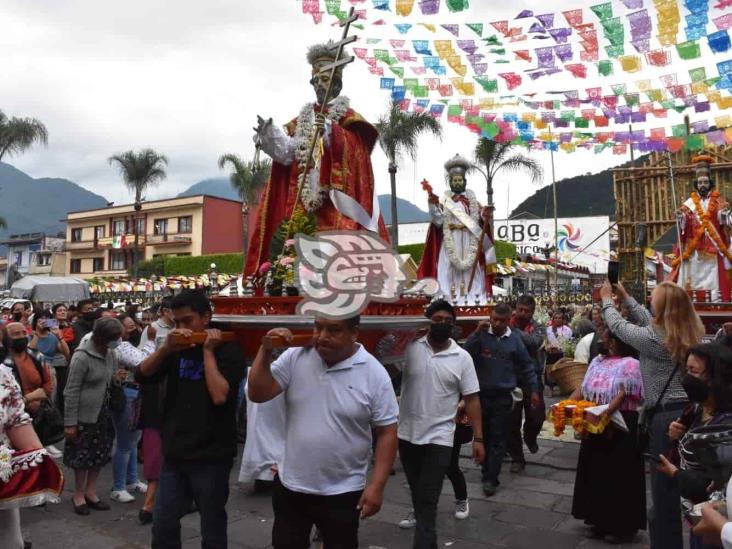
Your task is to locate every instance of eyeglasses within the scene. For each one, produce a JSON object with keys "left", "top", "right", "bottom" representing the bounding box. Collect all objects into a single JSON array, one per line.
[{"left": 431, "top": 318, "right": 454, "bottom": 325}]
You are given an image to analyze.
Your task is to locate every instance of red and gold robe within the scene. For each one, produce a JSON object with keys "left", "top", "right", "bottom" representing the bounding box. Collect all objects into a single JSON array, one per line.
[{"left": 245, "top": 106, "right": 389, "bottom": 276}]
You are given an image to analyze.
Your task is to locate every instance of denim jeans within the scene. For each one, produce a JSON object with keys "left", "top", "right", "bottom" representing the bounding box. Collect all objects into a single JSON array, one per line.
[
  {"left": 152, "top": 458, "right": 232, "bottom": 549},
  {"left": 112, "top": 386, "right": 142, "bottom": 491},
  {"left": 399, "top": 439, "right": 453, "bottom": 549},
  {"left": 648, "top": 406, "right": 685, "bottom": 549},
  {"left": 480, "top": 391, "right": 513, "bottom": 485}
]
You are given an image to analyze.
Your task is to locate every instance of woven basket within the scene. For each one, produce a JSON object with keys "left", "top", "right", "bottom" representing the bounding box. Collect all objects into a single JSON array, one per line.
[{"left": 547, "top": 358, "right": 588, "bottom": 395}]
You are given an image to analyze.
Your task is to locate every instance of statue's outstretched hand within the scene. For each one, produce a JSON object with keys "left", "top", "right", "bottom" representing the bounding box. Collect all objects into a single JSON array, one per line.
[{"left": 253, "top": 116, "right": 273, "bottom": 140}]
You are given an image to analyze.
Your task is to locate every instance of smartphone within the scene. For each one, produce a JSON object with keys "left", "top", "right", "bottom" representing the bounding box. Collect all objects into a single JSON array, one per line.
[
  {"left": 45, "top": 319, "right": 58, "bottom": 329},
  {"left": 608, "top": 261, "right": 621, "bottom": 285},
  {"left": 643, "top": 453, "right": 661, "bottom": 463}
]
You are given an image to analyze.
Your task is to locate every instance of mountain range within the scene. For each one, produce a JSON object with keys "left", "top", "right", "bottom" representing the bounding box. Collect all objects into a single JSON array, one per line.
[
  {"left": 0, "top": 162, "right": 108, "bottom": 246},
  {"left": 0, "top": 156, "right": 632, "bottom": 255}
]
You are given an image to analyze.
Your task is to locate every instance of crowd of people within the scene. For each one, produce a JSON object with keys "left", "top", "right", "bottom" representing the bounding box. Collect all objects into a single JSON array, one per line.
[{"left": 1, "top": 282, "right": 732, "bottom": 548}]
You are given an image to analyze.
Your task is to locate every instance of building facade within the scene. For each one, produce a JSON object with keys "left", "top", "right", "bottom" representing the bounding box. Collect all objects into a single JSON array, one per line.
[
  {"left": 64, "top": 195, "right": 243, "bottom": 278},
  {"left": 0, "top": 233, "right": 67, "bottom": 286}
]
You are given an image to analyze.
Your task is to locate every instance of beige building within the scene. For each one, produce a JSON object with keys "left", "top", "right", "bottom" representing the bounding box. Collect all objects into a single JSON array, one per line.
[{"left": 64, "top": 195, "right": 243, "bottom": 278}]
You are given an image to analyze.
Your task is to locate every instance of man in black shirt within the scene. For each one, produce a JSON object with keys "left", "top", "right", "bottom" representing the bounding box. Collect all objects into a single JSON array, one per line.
[{"left": 138, "top": 290, "right": 244, "bottom": 549}]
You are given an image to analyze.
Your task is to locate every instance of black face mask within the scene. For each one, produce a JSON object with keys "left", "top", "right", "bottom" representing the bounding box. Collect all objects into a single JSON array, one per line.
[
  {"left": 429, "top": 323, "right": 453, "bottom": 343},
  {"left": 12, "top": 312, "right": 22, "bottom": 322},
  {"left": 682, "top": 373, "right": 710, "bottom": 403},
  {"left": 129, "top": 331, "right": 141, "bottom": 348},
  {"left": 10, "top": 337, "right": 28, "bottom": 353},
  {"left": 83, "top": 309, "right": 102, "bottom": 323}
]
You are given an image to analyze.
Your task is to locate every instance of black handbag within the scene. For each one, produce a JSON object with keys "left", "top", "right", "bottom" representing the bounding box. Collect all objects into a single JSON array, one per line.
[
  {"left": 108, "top": 380, "right": 126, "bottom": 414},
  {"left": 33, "top": 400, "right": 65, "bottom": 445},
  {"left": 6, "top": 352, "right": 65, "bottom": 445},
  {"left": 639, "top": 362, "right": 680, "bottom": 453}
]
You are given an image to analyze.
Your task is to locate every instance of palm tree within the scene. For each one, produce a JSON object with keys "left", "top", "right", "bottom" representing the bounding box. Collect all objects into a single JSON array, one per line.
[
  {"left": 218, "top": 154, "right": 271, "bottom": 255},
  {"left": 0, "top": 110, "right": 48, "bottom": 162},
  {"left": 108, "top": 149, "right": 168, "bottom": 277},
  {"left": 473, "top": 139, "right": 543, "bottom": 219},
  {"left": 375, "top": 99, "right": 442, "bottom": 250}
]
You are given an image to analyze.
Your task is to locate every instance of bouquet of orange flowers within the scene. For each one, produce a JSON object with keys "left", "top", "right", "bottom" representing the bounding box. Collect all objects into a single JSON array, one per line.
[{"left": 550, "top": 400, "right": 596, "bottom": 437}]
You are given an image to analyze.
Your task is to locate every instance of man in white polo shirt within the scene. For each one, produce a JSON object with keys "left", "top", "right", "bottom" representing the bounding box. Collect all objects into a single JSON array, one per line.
[
  {"left": 398, "top": 299, "right": 484, "bottom": 549},
  {"left": 248, "top": 315, "right": 398, "bottom": 549}
]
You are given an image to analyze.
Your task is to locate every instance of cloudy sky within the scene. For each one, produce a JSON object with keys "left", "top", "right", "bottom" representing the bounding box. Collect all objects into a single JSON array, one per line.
[{"left": 0, "top": 0, "right": 708, "bottom": 218}]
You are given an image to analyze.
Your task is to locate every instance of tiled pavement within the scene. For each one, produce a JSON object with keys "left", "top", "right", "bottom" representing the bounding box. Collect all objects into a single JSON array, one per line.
[{"left": 21, "top": 424, "right": 654, "bottom": 549}]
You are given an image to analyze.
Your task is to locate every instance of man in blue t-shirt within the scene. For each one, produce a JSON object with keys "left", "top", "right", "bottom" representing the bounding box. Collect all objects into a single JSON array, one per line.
[{"left": 464, "top": 302, "right": 539, "bottom": 496}]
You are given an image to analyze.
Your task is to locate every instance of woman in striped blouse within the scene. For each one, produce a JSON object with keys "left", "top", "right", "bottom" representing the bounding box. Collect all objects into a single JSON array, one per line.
[{"left": 600, "top": 280, "right": 705, "bottom": 549}]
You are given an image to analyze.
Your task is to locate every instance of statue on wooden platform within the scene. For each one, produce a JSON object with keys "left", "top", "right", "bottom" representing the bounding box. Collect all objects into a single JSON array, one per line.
[
  {"left": 671, "top": 154, "right": 732, "bottom": 300},
  {"left": 245, "top": 39, "right": 389, "bottom": 276},
  {"left": 417, "top": 154, "right": 496, "bottom": 305}
]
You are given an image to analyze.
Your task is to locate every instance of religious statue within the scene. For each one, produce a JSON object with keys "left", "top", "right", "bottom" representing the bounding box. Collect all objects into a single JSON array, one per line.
[
  {"left": 245, "top": 40, "right": 389, "bottom": 276},
  {"left": 671, "top": 154, "right": 732, "bottom": 300},
  {"left": 417, "top": 154, "right": 496, "bottom": 304}
]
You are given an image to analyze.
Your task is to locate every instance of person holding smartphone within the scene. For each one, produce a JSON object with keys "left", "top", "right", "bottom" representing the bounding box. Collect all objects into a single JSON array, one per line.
[
  {"left": 601, "top": 280, "right": 705, "bottom": 549},
  {"left": 656, "top": 343, "right": 732, "bottom": 549}
]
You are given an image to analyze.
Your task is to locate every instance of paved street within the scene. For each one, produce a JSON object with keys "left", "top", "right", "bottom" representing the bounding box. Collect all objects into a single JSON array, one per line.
[{"left": 21, "top": 425, "right": 653, "bottom": 549}]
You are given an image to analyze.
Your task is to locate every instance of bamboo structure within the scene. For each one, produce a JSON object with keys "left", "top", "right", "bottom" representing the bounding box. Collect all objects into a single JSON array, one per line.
[{"left": 612, "top": 145, "right": 732, "bottom": 286}]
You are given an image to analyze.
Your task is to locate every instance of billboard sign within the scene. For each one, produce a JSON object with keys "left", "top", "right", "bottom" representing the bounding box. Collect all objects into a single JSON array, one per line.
[{"left": 493, "top": 216, "right": 611, "bottom": 272}]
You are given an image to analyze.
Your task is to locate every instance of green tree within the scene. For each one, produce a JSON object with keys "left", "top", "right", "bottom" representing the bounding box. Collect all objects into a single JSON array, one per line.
[
  {"left": 375, "top": 99, "right": 442, "bottom": 250},
  {"left": 473, "top": 139, "right": 543, "bottom": 218},
  {"left": 0, "top": 110, "right": 48, "bottom": 162},
  {"left": 108, "top": 149, "right": 168, "bottom": 277},
  {"left": 218, "top": 154, "right": 271, "bottom": 256}
]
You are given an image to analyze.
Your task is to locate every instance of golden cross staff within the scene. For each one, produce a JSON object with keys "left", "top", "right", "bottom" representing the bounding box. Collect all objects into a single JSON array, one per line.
[{"left": 287, "top": 7, "right": 358, "bottom": 239}]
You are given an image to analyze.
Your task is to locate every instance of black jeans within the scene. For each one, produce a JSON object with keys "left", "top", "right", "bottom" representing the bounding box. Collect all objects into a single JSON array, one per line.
[
  {"left": 272, "top": 476, "right": 362, "bottom": 549},
  {"left": 480, "top": 391, "right": 513, "bottom": 485},
  {"left": 507, "top": 385, "right": 545, "bottom": 464},
  {"left": 445, "top": 437, "right": 467, "bottom": 501},
  {"left": 399, "top": 439, "right": 452, "bottom": 549},
  {"left": 152, "top": 457, "right": 232, "bottom": 549},
  {"left": 648, "top": 406, "right": 685, "bottom": 549}
]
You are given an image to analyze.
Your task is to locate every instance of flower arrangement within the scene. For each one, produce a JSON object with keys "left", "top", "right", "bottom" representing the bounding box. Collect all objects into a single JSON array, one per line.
[
  {"left": 551, "top": 399, "right": 596, "bottom": 437},
  {"left": 264, "top": 209, "right": 317, "bottom": 295},
  {"left": 560, "top": 338, "right": 578, "bottom": 359}
]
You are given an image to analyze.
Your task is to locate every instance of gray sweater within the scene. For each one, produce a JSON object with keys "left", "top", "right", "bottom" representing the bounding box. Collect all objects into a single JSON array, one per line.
[
  {"left": 602, "top": 296, "right": 687, "bottom": 407},
  {"left": 63, "top": 339, "right": 117, "bottom": 426}
]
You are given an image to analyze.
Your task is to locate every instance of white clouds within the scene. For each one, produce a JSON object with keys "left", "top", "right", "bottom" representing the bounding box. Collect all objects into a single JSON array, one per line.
[{"left": 1, "top": 0, "right": 623, "bottom": 214}]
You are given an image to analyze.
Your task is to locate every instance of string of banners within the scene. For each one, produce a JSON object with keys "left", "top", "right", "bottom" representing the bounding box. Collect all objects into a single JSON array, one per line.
[{"left": 297, "top": 0, "right": 732, "bottom": 151}]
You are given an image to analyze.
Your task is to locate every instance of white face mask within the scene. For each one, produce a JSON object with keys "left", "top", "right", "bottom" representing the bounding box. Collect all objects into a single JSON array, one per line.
[{"left": 107, "top": 339, "right": 121, "bottom": 350}]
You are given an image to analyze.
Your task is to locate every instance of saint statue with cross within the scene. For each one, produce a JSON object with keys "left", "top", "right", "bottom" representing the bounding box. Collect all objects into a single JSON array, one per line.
[
  {"left": 245, "top": 10, "right": 389, "bottom": 276},
  {"left": 418, "top": 154, "right": 497, "bottom": 304}
]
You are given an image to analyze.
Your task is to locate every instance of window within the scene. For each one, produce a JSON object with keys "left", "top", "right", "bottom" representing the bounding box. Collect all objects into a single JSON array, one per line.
[
  {"left": 95, "top": 225, "right": 105, "bottom": 240},
  {"left": 93, "top": 257, "right": 104, "bottom": 272},
  {"left": 14, "top": 251, "right": 22, "bottom": 266},
  {"left": 70, "top": 259, "right": 81, "bottom": 274},
  {"left": 113, "top": 220, "right": 126, "bottom": 236},
  {"left": 154, "top": 219, "right": 168, "bottom": 235},
  {"left": 71, "top": 228, "right": 82, "bottom": 242},
  {"left": 178, "top": 216, "right": 193, "bottom": 234},
  {"left": 111, "top": 251, "right": 125, "bottom": 270},
  {"left": 37, "top": 254, "right": 51, "bottom": 266},
  {"left": 135, "top": 218, "right": 145, "bottom": 236}
]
